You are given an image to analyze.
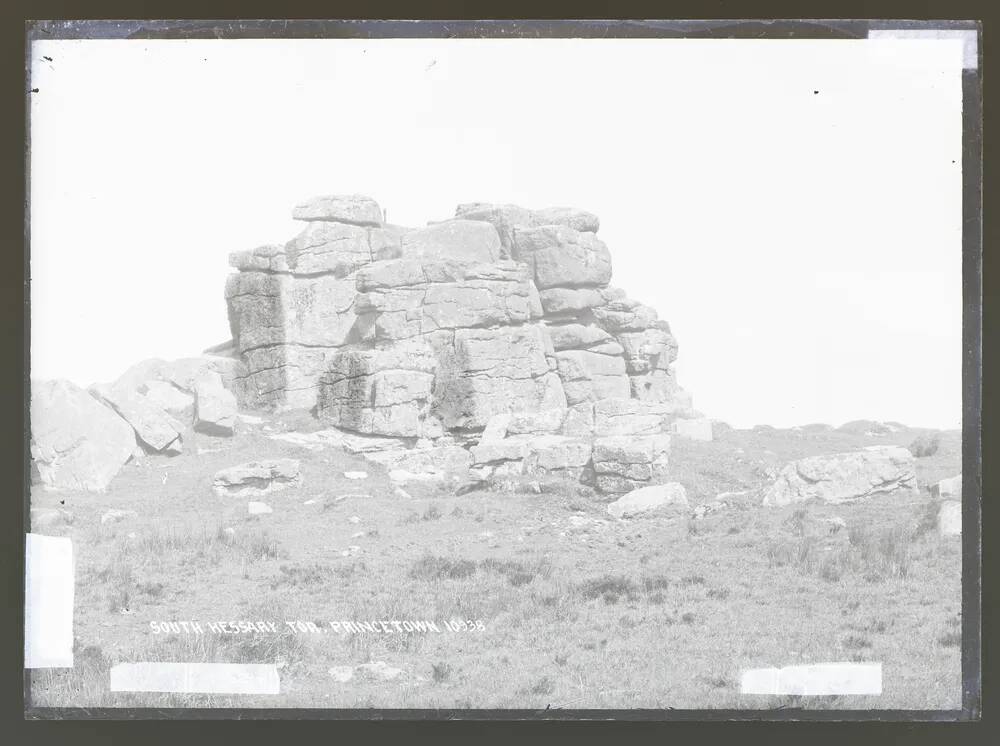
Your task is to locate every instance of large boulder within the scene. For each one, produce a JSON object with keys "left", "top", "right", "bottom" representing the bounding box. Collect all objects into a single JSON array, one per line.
[
  {"left": 537, "top": 287, "right": 606, "bottom": 316},
  {"left": 592, "top": 434, "right": 671, "bottom": 493},
  {"left": 593, "top": 398, "right": 672, "bottom": 436},
  {"left": 90, "top": 383, "right": 184, "bottom": 453},
  {"left": 194, "top": 372, "right": 238, "bottom": 435},
  {"left": 318, "top": 339, "right": 438, "bottom": 438},
  {"left": 617, "top": 327, "right": 677, "bottom": 374},
  {"left": 433, "top": 325, "right": 567, "bottom": 430},
  {"left": 30, "top": 379, "right": 136, "bottom": 491},
  {"left": 138, "top": 380, "right": 195, "bottom": 421},
  {"left": 511, "top": 225, "right": 612, "bottom": 289},
  {"left": 555, "top": 350, "right": 630, "bottom": 405},
  {"left": 401, "top": 220, "right": 502, "bottom": 263},
  {"left": 607, "top": 483, "right": 688, "bottom": 519},
  {"left": 532, "top": 206, "right": 600, "bottom": 233},
  {"left": 292, "top": 194, "right": 383, "bottom": 226},
  {"left": 355, "top": 259, "right": 540, "bottom": 342},
  {"left": 283, "top": 221, "right": 402, "bottom": 276},
  {"left": 762, "top": 446, "right": 917, "bottom": 506}
]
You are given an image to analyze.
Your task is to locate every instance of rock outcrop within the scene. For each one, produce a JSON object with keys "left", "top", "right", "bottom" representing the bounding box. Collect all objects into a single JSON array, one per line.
[
  {"left": 224, "top": 194, "right": 699, "bottom": 493},
  {"left": 761, "top": 446, "right": 918, "bottom": 506}
]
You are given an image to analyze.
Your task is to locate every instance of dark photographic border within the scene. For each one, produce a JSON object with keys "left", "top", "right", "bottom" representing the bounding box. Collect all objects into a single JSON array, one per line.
[{"left": 14, "top": 16, "right": 984, "bottom": 725}]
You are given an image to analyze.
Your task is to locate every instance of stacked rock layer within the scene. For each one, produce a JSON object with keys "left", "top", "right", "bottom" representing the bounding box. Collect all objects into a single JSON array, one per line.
[{"left": 226, "top": 194, "right": 697, "bottom": 492}]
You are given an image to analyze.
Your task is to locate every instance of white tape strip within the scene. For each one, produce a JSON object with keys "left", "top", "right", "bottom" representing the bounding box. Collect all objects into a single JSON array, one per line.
[
  {"left": 868, "top": 29, "right": 978, "bottom": 70},
  {"left": 110, "top": 663, "right": 280, "bottom": 694},
  {"left": 24, "top": 533, "right": 74, "bottom": 668},
  {"left": 741, "top": 662, "right": 882, "bottom": 696}
]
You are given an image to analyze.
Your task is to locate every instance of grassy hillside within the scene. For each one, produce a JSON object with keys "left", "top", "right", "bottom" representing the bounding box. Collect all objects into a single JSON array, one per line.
[{"left": 28, "top": 415, "right": 963, "bottom": 711}]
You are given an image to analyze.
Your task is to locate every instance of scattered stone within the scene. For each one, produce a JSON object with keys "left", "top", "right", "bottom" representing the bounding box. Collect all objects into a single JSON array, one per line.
[
  {"left": 348, "top": 516, "right": 361, "bottom": 524},
  {"left": 267, "top": 429, "right": 346, "bottom": 451},
  {"left": 248, "top": 502, "right": 273, "bottom": 515},
  {"left": 930, "top": 474, "right": 962, "bottom": 500},
  {"left": 394, "top": 487, "right": 413, "bottom": 499},
  {"left": 762, "top": 446, "right": 917, "bottom": 506},
  {"left": 344, "top": 471, "right": 369, "bottom": 480},
  {"left": 30, "top": 379, "right": 137, "bottom": 491},
  {"left": 938, "top": 501, "right": 961, "bottom": 536},
  {"left": 328, "top": 665, "right": 354, "bottom": 683},
  {"left": 212, "top": 458, "right": 302, "bottom": 497},
  {"left": 607, "top": 483, "right": 688, "bottom": 519},
  {"left": 101, "top": 509, "right": 138, "bottom": 525},
  {"left": 389, "top": 469, "right": 440, "bottom": 483}
]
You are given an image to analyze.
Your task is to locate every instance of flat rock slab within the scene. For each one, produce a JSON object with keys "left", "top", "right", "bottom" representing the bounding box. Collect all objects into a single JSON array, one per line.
[
  {"left": 292, "top": 194, "right": 383, "bottom": 226},
  {"left": 762, "top": 446, "right": 917, "bottom": 506},
  {"left": 607, "top": 483, "right": 688, "bottom": 519},
  {"left": 212, "top": 458, "right": 302, "bottom": 497}
]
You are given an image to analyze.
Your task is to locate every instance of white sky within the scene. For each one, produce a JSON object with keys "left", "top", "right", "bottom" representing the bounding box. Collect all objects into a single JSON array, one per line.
[{"left": 29, "top": 38, "right": 964, "bottom": 429}]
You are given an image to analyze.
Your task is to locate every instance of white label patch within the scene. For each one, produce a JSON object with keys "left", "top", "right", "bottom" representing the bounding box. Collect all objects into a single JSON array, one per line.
[
  {"left": 741, "top": 662, "right": 882, "bottom": 696},
  {"left": 24, "top": 533, "right": 74, "bottom": 668},
  {"left": 868, "top": 29, "right": 978, "bottom": 70},
  {"left": 110, "top": 662, "right": 281, "bottom": 694}
]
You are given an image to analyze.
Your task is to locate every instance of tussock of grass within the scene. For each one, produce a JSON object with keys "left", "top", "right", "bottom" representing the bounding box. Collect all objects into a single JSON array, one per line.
[
  {"left": 431, "top": 662, "right": 452, "bottom": 683},
  {"left": 409, "top": 555, "right": 552, "bottom": 586},
  {"left": 410, "top": 555, "right": 478, "bottom": 580},
  {"left": 579, "top": 575, "right": 639, "bottom": 605},
  {"left": 937, "top": 631, "right": 962, "bottom": 648}
]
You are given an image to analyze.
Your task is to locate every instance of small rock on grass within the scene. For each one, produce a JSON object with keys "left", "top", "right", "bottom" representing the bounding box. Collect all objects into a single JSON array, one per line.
[
  {"left": 394, "top": 487, "right": 413, "bottom": 500},
  {"left": 329, "top": 666, "right": 354, "bottom": 683},
  {"left": 248, "top": 501, "right": 273, "bottom": 515},
  {"left": 344, "top": 471, "right": 368, "bottom": 480},
  {"left": 101, "top": 509, "right": 138, "bottom": 525}
]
